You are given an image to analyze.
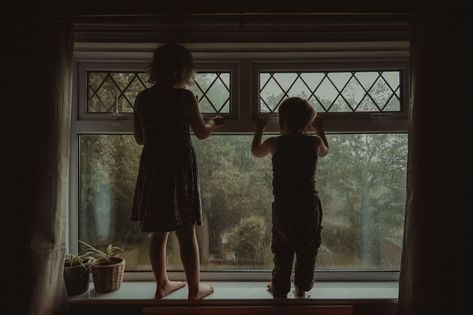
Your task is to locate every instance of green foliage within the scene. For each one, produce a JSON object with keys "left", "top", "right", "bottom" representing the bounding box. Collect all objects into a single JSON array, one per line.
[
  {"left": 64, "top": 252, "right": 94, "bottom": 268},
  {"left": 228, "top": 216, "right": 270, "bottom": 264},
  {"left": 79, "top": 240, "right": 123, "bottom": 263}
]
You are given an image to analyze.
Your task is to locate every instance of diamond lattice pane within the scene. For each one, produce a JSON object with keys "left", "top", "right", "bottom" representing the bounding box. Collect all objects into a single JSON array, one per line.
[
  {"left": 260, "top": 74, "right": 285, "bottom": 112},
  {"left": 195, "top": 73, "right": 216, "bottom": 91},
  {"left": 356, "top": 96, "right": 379, "bottom": 112},
  {"left": 198, "top": 97, "right": 216, "bottom": 113},
  {"left": 111, "top": 73, "right": 135, "bottom": 90},
  {"left": 191, "top": 72, "right": 231, "bottom": 114},
  {"left": 122, "top": 77, "right": 147, "bottom": 111},
  {"left": 137, "top": 73, "right": 151, "bottom": 86},
  {"left": 300, "top": 73, "right": 325, "bottom": 90},
  {"left": 89, "top": 93, "right": 106, "bottom": 112},
  {"left": 308, "top": 97, "right": 326, "bottom": 112},
  {"left": 384, "top": 97, "right": 401, "bottom": 112},
  {"left": 92, "top": 75, "right": 120, "bottom": 112},
  {"left": 330, "top": 96, "right": 353, "bottom": 112},
  {"left": 341, "top": 76, "right": 367, "bottom": 110},
  {"left": 259, "top": 71, "right": 401, "bottom": 113},
  {"left": 204, "top": 75, "right": 230, "bottom": 113},
  {"left": 88, "top": 73, "right": 107, "bottom": 90},
  {"left": 273, "top": 73, "right": 298, "bottom": 91},
  {"left": 354, "top": 72, "right": 379, "bottom": 90},
  {"left": 287, "top": 77, "right": 312, "bottom": 100},
  {"left": 315, "top": 77, "right": 339, "bottom": 111},
  {"left": 87, "top": 71, "right": 231, "bottom": 114},
  {"left": 328, "top": 72, "right": 352, "bottom": 91},
  {"left": 370, "top": 76, "right": 395, "bottom": 111},
  {"left": 381, "top": 72, "right": 400, "bottom": 91}
]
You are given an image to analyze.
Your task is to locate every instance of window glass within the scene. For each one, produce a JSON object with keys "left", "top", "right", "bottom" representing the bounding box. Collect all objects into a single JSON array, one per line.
[
  {"left": 87, "top": 72, "right": 231, "bottom": 114},
  {"left": 79, "top": 134, "right": 407, "bottom": 271},
  {"left": 259, "top": 71, "right": 401, "bottom": 113}
]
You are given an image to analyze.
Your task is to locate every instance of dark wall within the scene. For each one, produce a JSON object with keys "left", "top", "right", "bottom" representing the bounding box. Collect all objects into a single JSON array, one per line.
[
  {"left": 68, "top": 303, "right": 397, "bottom": 315},
  {"left": 61, "top": 0, "right": 413, "bottom": 15}
]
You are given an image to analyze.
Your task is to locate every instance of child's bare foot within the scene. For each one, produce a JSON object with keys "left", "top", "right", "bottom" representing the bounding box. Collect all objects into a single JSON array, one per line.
[
  {"left": 267, "top": 282, "right": 287, "bottom": 299},
  {"left": 155, "top": 281, "right": 186, "bottom": 298},
  {"left": 188, "top": 283, "right": 214, "bottom": 301},
  {"left": 293, "top": 286, "right": 307, "bottom": 298}
]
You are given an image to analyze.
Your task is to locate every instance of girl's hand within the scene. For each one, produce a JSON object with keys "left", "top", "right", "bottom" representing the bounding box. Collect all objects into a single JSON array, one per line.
[
  {"left": 208, "top": 115, "right": 225, "bottom": 126},
  {"left": 253, "top": 116, "right": 267, "bottom": 131}
]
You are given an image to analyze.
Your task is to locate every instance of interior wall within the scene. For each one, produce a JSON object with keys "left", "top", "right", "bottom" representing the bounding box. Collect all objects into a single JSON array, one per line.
[
  {"left": 68, "top": 303, "right": 397, "bottom": 315},
  {"left": 61, "top": 0, "right": 413, "bottom": 15}
]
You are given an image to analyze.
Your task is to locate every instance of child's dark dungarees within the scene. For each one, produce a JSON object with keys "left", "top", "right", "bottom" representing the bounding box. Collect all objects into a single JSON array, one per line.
[{"left": 271, "top": 135, "right": 323, "bottom": 297}]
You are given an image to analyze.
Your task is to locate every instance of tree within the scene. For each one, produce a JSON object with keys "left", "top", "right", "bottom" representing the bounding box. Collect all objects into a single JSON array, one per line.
[{"left": 228, "top": 216, "right": 271, "bottom": 265}]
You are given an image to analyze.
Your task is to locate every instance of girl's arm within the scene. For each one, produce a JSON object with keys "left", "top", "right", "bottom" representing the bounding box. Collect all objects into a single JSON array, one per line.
[
  {"left": 183, "top": 90, "right": 224, "bottom": 139},
  {"left": 133, "top": 94, "right": 144, "bottom": 145},
  {"left": 312, "top": 116, "right": 329, "bottom": 157},
  {"left": 251, "top": 117, "right": 276, "bottom": 157}
]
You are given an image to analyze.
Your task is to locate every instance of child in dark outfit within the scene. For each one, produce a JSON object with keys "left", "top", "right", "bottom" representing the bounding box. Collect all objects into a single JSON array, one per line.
[{"left": 251, "top": 97, "right": 329, "bottom": 298}]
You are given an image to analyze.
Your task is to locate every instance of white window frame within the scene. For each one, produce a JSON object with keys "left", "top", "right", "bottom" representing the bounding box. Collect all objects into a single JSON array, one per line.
[
  {"left": 254, "top": 62, "right": 408, "bottom": 133},
  {"left": 70, "top": 42, "right": 409, "bottom": 281},
  {"left": 79, "top": 62, "right": 239, "bottom": 120}
]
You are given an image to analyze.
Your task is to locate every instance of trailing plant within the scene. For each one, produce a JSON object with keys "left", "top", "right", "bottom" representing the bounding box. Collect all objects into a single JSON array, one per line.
[
  {"left": 64, "top": 252, "right": 94, "bottom": 268},
  {"left": 79, "top": 240, "right": 123, "bottom": 263}
]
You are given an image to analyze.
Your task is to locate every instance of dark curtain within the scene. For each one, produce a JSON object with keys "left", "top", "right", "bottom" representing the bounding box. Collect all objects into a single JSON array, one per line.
[
  {"left": 398, "top": 5, "right": 472, "bottom": 315},
  {"left": 4, "top": 8, "right": 73, "bottom": 315}
]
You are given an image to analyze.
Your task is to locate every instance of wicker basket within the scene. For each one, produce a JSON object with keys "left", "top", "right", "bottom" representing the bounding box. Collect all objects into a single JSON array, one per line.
[{"left": 91, "top": 257, "right": 125, "bottom": 293}]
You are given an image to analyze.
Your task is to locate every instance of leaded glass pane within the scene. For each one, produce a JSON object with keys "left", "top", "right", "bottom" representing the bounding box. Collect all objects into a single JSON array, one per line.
[
  {"left": 259, "top": 71, "right": 402, "bottom": 113},
  {"left": 87, "top": 71, "right": 231, "bottom": 114}
]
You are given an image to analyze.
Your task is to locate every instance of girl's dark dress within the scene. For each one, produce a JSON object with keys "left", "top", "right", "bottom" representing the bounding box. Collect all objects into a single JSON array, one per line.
[{"left": 131, "top": 87, "right": 202, "bottom": 232}]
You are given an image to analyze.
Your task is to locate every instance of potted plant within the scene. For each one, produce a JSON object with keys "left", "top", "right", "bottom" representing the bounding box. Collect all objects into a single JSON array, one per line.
[
  {"left": 64, "top": 252, "right": 93, "bottom": 296},
  {"left": 79, "top": 241, "right": 125, "bottom": 293}
]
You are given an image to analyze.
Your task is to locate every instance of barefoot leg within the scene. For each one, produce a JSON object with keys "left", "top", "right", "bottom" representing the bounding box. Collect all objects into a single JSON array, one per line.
[
  {"left": 175, "top": 224, "right": 214, "bottom": 300},
  {"left": 293, "top": 286, "right": 307, "bottom": 298},
  {"left": 150, "top": 232, "right": 186, "bottom": 298}
]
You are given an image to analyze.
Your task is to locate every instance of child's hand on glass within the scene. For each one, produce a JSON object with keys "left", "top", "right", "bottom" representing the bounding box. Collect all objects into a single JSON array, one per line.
[
  {"left": 208, "top": 115, "right": 225, "bottom": 126},
  {"left": 253, "top": 116, "right": 267, "bottom": 132}
]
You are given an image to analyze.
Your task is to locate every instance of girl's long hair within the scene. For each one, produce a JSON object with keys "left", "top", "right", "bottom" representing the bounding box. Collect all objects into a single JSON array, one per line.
[{"left": 148, "top": 43, "right": 195, "bottom": 86}]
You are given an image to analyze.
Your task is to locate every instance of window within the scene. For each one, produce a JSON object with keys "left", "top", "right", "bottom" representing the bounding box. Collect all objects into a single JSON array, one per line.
[
  {"left": 71, "top": 43, "right": 409, "bottom": 280},
  {"left": 79, "top": 63, "right": 238, "bottom": 120},
  {"left": 259, "top": 71, "right": 401, "bottom": 113}
]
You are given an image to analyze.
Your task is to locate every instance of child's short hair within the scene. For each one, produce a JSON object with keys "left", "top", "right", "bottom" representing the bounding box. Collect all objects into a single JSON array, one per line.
[
  {"left": 278, "top": 97, "right": 316, "bottom": 133},
  {"left": 148, "top": 43, "right": 195, "bottom": 86}
]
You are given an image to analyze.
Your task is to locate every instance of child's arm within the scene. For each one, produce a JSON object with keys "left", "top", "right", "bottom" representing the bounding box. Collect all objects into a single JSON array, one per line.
[
  {"left": 133, "top": 93, "right": 144, "bottom": 145},
  {"left": 251, "top": 116, "right": 276, "bottom": 158},
  {"left": 184, "top": 91, "right": 224, "bottom": 139},
  {"left": 312, "top": 116, "right": 329, "bottom": 157}
]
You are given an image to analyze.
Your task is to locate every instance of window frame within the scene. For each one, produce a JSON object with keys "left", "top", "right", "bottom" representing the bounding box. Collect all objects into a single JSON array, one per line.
[
  {"left": 70, "top": 42, "right": 409, "bottom": 282},
  {"left": 78, "top": 62, "right": 239, "bottom": 120},
  {"left": 253, "top": 62, "right": 409, "bottom": 133}
]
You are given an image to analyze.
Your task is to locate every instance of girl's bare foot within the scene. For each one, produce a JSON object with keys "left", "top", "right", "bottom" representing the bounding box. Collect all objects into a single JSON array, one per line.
[
  {"left": 155, "top": 281, "right": 186, "bottom": 298},
  {"left": 188, "top": 283, "right": 214, "bottom": 301}
]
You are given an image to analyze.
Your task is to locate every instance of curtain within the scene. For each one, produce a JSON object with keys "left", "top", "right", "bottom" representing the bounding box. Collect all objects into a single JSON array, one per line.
[
  {"left": 398, "top": 5, "right": 472, "bottom": 315},
  {"left": 4, "top": 10, "right": 73, "bottom": 315}
]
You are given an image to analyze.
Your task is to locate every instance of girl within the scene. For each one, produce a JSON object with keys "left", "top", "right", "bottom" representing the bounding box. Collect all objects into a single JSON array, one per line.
[{"left": 131, "top": 43, "right": 223, "bottom": 300}]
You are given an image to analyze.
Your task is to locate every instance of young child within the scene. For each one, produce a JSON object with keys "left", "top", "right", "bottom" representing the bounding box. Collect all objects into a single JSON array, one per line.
[
  {"left": 251, "top": 97, "right": 329, "bottom": 298},
  {"left": 131, "top": 43, "right": 223, "bottom": 300}
]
